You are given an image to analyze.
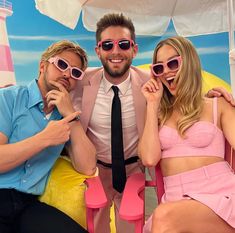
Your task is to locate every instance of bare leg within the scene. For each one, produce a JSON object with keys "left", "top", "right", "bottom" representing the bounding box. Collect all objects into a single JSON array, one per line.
[{"left": 151, "top": 200, "right": 235, "bottom": 233}]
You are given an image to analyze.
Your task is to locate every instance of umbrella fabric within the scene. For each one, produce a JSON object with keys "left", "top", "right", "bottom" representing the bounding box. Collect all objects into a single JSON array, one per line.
[
  {"left": 35, "top": 0, "right": 235, "bottom": 94},
  {"left": 35, "top": 0, "right": 235, "bottom": 37}
]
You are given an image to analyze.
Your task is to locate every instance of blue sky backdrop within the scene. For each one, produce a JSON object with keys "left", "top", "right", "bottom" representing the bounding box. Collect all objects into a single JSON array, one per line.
[{"left": 6, "top": 0, "right": 232, "bottom": 85}]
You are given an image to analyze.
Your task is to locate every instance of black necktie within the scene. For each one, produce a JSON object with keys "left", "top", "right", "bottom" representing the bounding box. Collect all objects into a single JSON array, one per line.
[{"left": 111, "top": 86, "right": 126, "bottom": 193}]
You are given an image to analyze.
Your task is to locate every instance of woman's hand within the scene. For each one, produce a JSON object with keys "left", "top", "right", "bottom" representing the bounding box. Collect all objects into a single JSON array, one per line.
[{"left": 142, "top": 77, "right": 163, "bottom": 104}]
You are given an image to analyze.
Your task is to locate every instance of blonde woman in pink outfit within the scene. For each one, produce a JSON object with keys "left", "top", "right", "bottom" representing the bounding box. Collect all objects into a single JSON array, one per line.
[{"left": 139, "top": 36, "right": 235, "bottom": 233}]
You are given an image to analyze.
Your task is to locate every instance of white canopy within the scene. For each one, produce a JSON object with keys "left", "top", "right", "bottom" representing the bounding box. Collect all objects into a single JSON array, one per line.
[{"left": 35, "top": 0, "right": 235, "bottom": 93}]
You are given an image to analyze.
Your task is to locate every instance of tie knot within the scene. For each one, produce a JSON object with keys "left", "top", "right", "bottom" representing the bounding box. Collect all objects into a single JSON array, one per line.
[{"left": 112, "top": 86, "right": 119, "bottom": 96}]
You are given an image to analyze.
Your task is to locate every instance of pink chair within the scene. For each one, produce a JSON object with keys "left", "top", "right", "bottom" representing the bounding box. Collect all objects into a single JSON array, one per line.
[
  {"left": 85, "top": 176, "right": 108, "bottom": 233},
  {"left": 119, "top": 140, "right": 234, "bottom": 233}
]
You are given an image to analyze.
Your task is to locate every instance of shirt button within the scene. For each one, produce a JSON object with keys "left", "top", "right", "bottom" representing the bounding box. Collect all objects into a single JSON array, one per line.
[
  {"left": 27, "top": 164, "right": 30, "bottom": 167},
  {"left": 22, "top": 179, "right": 27, "bottom": 183},
  {"left": 39, "top": 102, "right": 44, "bottom": 112}
]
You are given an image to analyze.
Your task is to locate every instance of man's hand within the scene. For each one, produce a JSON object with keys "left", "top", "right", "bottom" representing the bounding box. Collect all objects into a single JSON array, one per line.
[
  {"left": 206, "top": 87, "right": 235, "bottom": 106},
  {"left": 39, "top": 111, "right": 80, "bottom": 146},
  {"left": 229, "top": 49, "right": 235, "bottom": 60},
  {"left": 46, "top": 81, "right": 75, "bottom": 117}
]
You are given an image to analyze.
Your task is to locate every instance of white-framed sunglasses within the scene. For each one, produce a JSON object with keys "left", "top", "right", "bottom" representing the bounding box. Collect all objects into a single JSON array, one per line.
[{"left": 48, "top": 56, "right": 84, "bottom": 80}]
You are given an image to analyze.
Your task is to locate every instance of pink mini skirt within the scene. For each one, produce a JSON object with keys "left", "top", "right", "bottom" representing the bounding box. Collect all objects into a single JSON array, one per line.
[
  {"left": 162, "top": 161, "right": 235, "bottom": 228},
  {"left": 143, "top": 161, "right": 235, "bottom": 233}
]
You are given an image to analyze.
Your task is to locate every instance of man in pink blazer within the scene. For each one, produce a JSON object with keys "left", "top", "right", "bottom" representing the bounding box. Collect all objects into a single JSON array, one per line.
[
  {"left": 72, "top": 67, "right": 149, "bottom": 233},
  {"left": 71, "top": 13, "right": 150, "bottom": 233}
]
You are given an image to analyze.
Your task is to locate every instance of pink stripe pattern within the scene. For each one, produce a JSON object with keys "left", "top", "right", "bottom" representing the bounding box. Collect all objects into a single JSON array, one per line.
[
  {"left": 0, "top": 0, "right": 12, "bottom": 11},
  {"left": 0, "top": 44, "right": 14, "bottom": 71}
]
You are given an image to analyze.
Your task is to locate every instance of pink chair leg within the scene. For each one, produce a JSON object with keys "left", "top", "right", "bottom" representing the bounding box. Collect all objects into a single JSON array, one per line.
[
  {"left": 134, "top": 219, "right": 143, "bottom": 233},
  {"left": 86, "top": 208, "right": 95, "bottom": 233}
]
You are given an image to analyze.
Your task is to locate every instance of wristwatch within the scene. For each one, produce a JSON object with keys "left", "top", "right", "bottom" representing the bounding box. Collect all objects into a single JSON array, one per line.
[{"left": 69, "top": 115, "right": 80, "bottom": 122}]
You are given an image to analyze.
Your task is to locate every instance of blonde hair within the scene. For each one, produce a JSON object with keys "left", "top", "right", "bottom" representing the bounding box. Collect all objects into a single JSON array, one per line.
[
  {"left": 153, "top": 36, "right": 203, "bottom": 136},
  {"left": 41, "top": 40, "right": 88, "bottom": 70}
]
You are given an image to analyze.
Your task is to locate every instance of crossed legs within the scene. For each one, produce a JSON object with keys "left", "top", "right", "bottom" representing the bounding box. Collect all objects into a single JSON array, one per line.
[{"left": 151, "top": 200, "right": 235, "bottom": 233}]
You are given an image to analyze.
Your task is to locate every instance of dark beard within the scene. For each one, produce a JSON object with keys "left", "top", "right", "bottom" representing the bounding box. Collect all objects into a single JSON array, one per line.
[{"left": 102, "top": 61, "right": 132, "bottom": 78}]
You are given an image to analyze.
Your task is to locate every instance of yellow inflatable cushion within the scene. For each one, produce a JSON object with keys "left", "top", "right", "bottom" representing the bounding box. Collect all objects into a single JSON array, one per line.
[
  {"left": 39, "top": 156, "right": 116, "bottom": 232},
  {"left": 39, "top": 156, "right": 90, "bottom": 228}
]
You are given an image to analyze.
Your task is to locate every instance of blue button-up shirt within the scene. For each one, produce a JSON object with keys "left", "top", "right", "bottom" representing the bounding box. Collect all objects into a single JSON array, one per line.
[{"left": 0, "top": 79, "right": 64, "bottom": 194}]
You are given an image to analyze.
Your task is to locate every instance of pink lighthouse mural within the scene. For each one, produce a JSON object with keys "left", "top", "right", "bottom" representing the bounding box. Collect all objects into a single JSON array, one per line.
[{"left": 0, "top": 0, "right": 15, "bottom": 87}]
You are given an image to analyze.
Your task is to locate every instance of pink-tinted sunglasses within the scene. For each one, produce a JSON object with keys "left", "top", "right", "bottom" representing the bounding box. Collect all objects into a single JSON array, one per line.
[{"left": 151, "top": 56, "right": 182, "bottom": 77}]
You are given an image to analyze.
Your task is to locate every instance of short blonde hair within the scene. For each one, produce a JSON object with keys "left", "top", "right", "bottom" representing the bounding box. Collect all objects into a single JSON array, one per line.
[{"left": 41, "top": 40, "right": 88, "bottom": 70}]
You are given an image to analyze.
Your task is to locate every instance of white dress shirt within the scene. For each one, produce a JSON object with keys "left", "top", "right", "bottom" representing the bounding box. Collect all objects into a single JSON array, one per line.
[{"left": 87, "top": 73, "right": 139, "bottom": 163}]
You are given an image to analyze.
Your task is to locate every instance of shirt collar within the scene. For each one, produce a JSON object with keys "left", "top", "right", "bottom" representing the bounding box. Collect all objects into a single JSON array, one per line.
[
  {"left": 102, "top": 72, "right": 131, "bottom": 95},
  {"left": 27, "top": 79, "right": 62, "bottom": 120},
  {"left": 27, "top": 79, "right": 43, "bottom": 109}
]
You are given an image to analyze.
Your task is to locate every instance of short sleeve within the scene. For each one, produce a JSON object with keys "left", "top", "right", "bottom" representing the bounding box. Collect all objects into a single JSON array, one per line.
[{"left": 0, "top": 88, "right": 14, "bottom": 138}]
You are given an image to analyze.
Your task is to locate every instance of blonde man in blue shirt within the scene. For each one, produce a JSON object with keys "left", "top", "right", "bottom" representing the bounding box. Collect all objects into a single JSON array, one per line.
[{"left": 0, "top": 40, "right": 96, "bottom": 233}]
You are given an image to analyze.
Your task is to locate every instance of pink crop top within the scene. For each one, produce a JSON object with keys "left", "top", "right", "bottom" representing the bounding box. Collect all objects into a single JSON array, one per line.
[{"left": 159, "top": 98, "right": 225, "bottom": 158}]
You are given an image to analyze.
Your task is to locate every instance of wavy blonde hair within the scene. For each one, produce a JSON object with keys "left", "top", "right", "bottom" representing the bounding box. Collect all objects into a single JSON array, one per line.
[{"left": 152, "top": 36, "right": 203, "bottom": 137}]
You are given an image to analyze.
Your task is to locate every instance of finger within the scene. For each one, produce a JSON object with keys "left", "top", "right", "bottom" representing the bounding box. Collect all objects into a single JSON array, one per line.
[
  {"left": 207, "top": 90, "right": 221, "bottom": 97},
  {"left": 61, "top": 111, "right": 80, "bottom": 123},
  {"left": 229, "top": 93, "right": 235, "bottom": 100},
  {"left": 229, "top": 49, "right": 235, "bottom": 60},
  {"left": 151, "top": 78, "right": 160, "bottom": 90},
  {"left": 228, "top": 94, "right": 235, "bottom": 106},
  {"left": 156, "top": 78, "right": 163, "bottom": 89},
  {"left": 46, "top": 90, "right": 61, "bottom": 98},
  {"left": 47, "top": 100, "right": 56, "bottom": 108},
  {"left": 145, "top": 82, "right": 155, "bottom": 92},
  {"left": 220, "top": 91, "right": 231, "bottom": 101},
  {"left": 46, "top": 93, "right": 58, "bottom": 102},
  {"left": 46, "top": 95, "right": 59, "bottom": 108},
  {"left": 230, "top": 99, "right": 235, "bottom": 107},
  {"left": 150, "top": 72, "right": 156, "bottom": 80},
  {"left": 228, "top": 93, "right": 233, "bottom": 101},
  {"left": 211, "top": 87, "right": 227, "bottom": 97},
  {"left": 49, "top": 80, "right": 67, "bottom": 93},
  {"left": 150, "top": 75, "right": 155, "bottom": 80}
]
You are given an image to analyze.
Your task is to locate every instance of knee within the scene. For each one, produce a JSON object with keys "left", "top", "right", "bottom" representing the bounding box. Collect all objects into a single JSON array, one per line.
[{"left": 151, "top": 204, "right": 178, "bottom": 233}]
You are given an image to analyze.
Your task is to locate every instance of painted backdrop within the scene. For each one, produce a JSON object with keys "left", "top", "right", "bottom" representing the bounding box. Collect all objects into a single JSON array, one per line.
[{"left": 2, "top": 0, "right": 233, "bottom": 89}]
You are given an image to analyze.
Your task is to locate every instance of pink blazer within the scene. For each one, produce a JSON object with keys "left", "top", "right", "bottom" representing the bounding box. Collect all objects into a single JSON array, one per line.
[{"left": 71, "top": 66, "right": 150, "bottom": 138}]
